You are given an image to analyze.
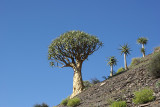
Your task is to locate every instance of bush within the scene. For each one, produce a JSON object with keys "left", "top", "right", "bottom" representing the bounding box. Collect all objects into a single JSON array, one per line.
[
  {"left": 83, "top": 81, "right": 92, "bottom": 89},
  {"left": 110, "top": 101, "right": 126, "bottom": 107},
  {"left": 148, "top": 52, "right": 160, "bottom": 78},
  {"left": 61, "top": 97, "right": 69, "bottom": 106},
  {"left": 117, "top": 67, "right": 125, "bottom": 74},
  {"left": 90, "top": 78, "right": 100, "bottom": 84},
  {"left": 130, "top": 58, "right": 141, "bottom": 67},
  {"left": 34, "top": 103, "right": 49, "bottom": 107},
  {"left": 67, "top": 97, "right": 81, "bottom": 107},
  {"left": 132, "top": 88, "right": 155, "bottom": 104}
]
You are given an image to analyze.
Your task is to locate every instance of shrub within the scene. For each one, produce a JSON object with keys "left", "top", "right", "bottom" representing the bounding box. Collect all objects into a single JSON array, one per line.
[
  {"left": 61, "top": 97, "right": 69, "bottom": 106},
  {"left": 148, "top": 52, "right": 160, "bottom": 78},
  {"left": 117, "top": 67, "right": 125, "bottom": 74},
  {"left": 67, "top": 97, "right": 81, "bottom": 107},
  {"left": 132, "top": 88, "right": 155, "bottom": 104},
  {"left": 110, "top": 101, "right": 126, "bottom": 107},
  {"left": 130, "top": 58, "right": 141, "bottom": 67},
  {"left": 34, "top": 103, "right": 49, "bottom": 107},
  {"left": 90, "top": 78, "right": 100, "bottom": 84},
  {"left": 83, "top": 81, "right": 92, "bottom": 89}
]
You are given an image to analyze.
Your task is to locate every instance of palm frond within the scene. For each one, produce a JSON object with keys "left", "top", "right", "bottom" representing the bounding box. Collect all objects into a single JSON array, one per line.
[{"left": 137, "top": 37, "right": 148, "bottom": 45}]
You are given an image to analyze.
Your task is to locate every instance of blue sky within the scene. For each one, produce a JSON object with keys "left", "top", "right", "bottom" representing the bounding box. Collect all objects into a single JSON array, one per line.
[{"left": 0, "top": 0, "right": 160, "bottom": 107}]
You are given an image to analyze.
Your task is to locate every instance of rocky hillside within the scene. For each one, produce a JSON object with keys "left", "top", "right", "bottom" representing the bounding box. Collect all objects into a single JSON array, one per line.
[{"left": 57, "top": 48, "right": 160, "bottom": 107}]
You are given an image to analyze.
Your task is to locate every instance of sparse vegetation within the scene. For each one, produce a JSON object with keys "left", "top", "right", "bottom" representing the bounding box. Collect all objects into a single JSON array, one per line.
[
  {"left": 33, "top": 103, "right": 49, "bottom": 107},
  {"left": 83, "top": 81, "right": 92, "bottom": 89},
  {"left": 110, "top": 101, "right": 126, "bottom": 107},
  {"left": 117, "top": 67, "right": 125, "bottom": 74},
  {"left": 67, "top": 97, "right": 81, "bottom": 107},
  {"left": 130, "top": 57, "right": 141, "bottom": 67},
  {"left": 61, "top": 97, "right": 69, "bottom": 106},
  {"left": 91, "top": 78, "right": 100, "bottom": 84},
  {"left": 132, "top": 88, "right": 155, "bottom": 104},
  {"left": 148, "top": 52, "right": 160, "bottom": 78}
]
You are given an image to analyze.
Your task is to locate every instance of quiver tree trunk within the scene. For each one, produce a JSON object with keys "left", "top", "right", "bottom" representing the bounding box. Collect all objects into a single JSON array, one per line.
[
  {"left": 124, "top": 54, "right": 128, "bottom": 70},
  {"left": 110, "top": 65, "right": 113, "bottom": 76},
  {"left": 142, "top": 44, "right": 145, "bottom": 57},
  {"left": 70, "top": 62, "right": 84, "bottom": 98},
  {"left": 142, "top": 51, "right": 145, "bottom": 57}
]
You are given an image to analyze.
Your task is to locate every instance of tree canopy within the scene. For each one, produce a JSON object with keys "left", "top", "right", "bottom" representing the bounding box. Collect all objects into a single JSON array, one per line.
[
  {"left": 137, "top": 37, "right": 148, "bottom": 45},
  {"left": 119, "top": 44, "right": 131, "bottom": 55},
  {"left": 107, "top": 56, "right": 117, "bottom": 66},
  {"left": 48, "top": 30, "right": 103, "bottom": 68}
]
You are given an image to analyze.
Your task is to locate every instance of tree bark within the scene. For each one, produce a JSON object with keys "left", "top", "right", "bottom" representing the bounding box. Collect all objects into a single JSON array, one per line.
[
  {"left": 124, "top": 53, "right": 128, "bottom": 70},
  {"left": 142, "top": 44, "right": 144, "bottom": 48},
  {"left": 110, "top": 65, "right": 113, "bottom": 76},
  {"left": 70, "top": 61, "right": 84, "bottom": 98},
  {"left": 142, "top": 52, "right": 145, "bottom": 57},
  {"left": 142, "top": 44, "right": 145, "bottom": 57}
]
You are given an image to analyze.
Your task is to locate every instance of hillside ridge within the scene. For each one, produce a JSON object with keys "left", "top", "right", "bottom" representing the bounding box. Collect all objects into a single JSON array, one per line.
[{"left": 57, "top": 48, "right": 160, "bottom": 107}]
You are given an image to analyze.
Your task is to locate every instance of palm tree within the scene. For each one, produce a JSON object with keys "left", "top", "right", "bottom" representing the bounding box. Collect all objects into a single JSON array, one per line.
[
  {"left": 119, "top": 44, "right": 131, "bottom": 70},
  {"left": 107, "top": 56, "right": 117, "bottom": 76},
  {"left": 137, "top": 37, "right": 148, "bottom": 57}
]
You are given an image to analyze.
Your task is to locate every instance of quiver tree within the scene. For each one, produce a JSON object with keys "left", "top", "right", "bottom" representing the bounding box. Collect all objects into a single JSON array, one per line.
[
  {"left": 119, "top": 44, "right": 131, "bottom": 70},
  {"left": 137, "top": 37, "right": 148, "bottom": 57},
  {"left": 48, "top": 31, "right": 103, "bottom": 98},
  {"left": 107, "top": 56, "right": 117, "bottom": 76}
]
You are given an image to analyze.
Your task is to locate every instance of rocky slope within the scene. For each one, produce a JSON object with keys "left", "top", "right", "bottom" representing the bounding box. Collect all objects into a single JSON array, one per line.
[{"left": 57, "top": 48, "right": 160, "bottom": 107}]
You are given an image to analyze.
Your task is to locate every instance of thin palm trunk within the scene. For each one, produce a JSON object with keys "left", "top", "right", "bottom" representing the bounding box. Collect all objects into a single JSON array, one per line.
[
  {"left": 142, "top": 51, "right": 145, "bottom": 57},
  {"left": 70, "top": 61, "right": 84, "bottom": 98},
  {"left": 110, "top": 65, "right": 113, "bottom": 76},
  {"left": 142, "top": 44, "right": 145, "bottom": 57},
  {"left": 124, "top": 53, "right": 128, "bottom": 70},
  {"left": 142, "top": 44, "right": 144, "bottom": 48}
]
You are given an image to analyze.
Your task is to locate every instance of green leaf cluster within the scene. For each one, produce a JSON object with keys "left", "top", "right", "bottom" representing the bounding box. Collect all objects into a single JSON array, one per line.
[
  {"left": 119, "top": 43, "right": 131, "bottom": 55},
  {"left": 148, "top": 52, "right": 160, "bottom": 78},
  {"left": 67, "top": 97, "right": 81, "bottom": 107},
  {"left": 137, "top": 37, "right": 148, "bottom": 45},
  {"left": 132, "top": 88, "right": 155, "bottom": 104},
  {"left": 107, "top": 56, "right": 117, "bottom": 66},
  {"left": 48, "top": 30, "right": 103, "bottom": 67},
  {"left": 110, "top": 101, "right": 126, "bottom": 107},
  {"left": 117, "top": 67, "right": 125, "bottom": 74}
]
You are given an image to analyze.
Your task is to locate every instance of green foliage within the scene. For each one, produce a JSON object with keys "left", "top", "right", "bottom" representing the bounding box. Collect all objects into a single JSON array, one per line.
[
  {"left": 107, "top": 56, "right": 118, "bottom": 66},
  {"left": 61, "top": 97, "right": 69, "bottom": 106},
  {"left": 83, "top": 81, "right": 92, "bottom": 89},
  {"left": 132, "top": 88, "right": 155, "bottom": 104},
  {"left": 117, "top": 67, "right": 125, "bottom": 74},
  {"left": 67, "top": 97, "right": 81, "bottom": 107},
  {"left": 119, "top": 43, "right": 131, "bottom": 55},
  {"left": 91, "top": 78, "right": 100, "bottom": 84},
  {"left": 156, "top": 80, "right": 160, "bottom": 88},
  {"left": 148, "top": 52, "right": 160, "bottom": 78},
  {"left": 137, "top": 37, "right": 148, "bottom": 45},
  {"left": 48, "top": 30, "right": 103, "bottom": 68},
  {"left": 110, "top": 101, "right": 126, "bottom": 107},
  {"left": 130, "top": 57, "right": 141, "bottom": 67},
  {"left": 34, "top": 103, "right": 49, "bottom": 107}
]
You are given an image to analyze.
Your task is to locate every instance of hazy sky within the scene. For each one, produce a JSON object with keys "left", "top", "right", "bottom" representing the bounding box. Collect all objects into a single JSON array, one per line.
[{"left": 0, "top": 0, "right": 160, "bottom": 107}]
